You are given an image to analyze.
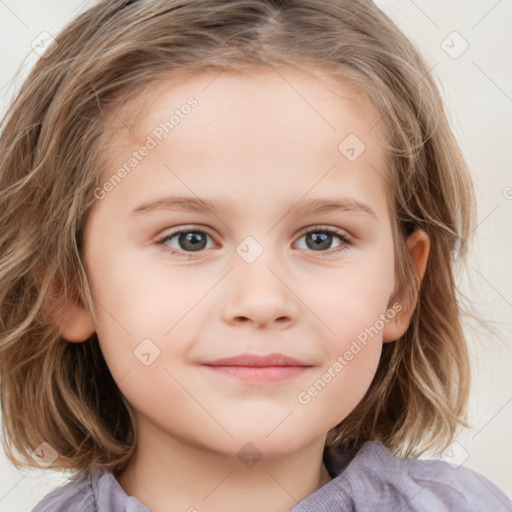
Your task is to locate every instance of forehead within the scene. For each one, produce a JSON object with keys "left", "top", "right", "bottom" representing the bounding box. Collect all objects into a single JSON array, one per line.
[
  {"left": 103, "top": 65, "right": 386, "bottom": 159},
  {"left": 95, "top": 66, "right": 391, "bottom": 222}
]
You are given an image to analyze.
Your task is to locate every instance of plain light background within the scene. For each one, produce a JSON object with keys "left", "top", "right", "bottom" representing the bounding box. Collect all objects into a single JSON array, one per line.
[{"left": 0, "top": 0, "right": 511, "bottom": 510}]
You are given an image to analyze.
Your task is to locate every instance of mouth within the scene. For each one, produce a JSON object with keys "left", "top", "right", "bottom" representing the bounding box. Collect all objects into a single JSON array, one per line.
[{"left": 201, "top": 353, "right": 314, "bottom": 383}]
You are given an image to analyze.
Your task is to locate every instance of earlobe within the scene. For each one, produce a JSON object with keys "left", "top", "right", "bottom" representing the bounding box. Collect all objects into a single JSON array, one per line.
[
  {"left": 56, "top": 302, "right": 96, "bottom": 342},
  {"left": 382, "top": 229, "right": 430, "bottom": 343},
  {"left": 47, "top": 282, "right": 96, "bottom": 342}
]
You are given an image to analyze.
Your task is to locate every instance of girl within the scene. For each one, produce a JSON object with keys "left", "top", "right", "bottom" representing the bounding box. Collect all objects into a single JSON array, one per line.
[{"left": 0, "top": 0, "right": 510, "bottom": 511}]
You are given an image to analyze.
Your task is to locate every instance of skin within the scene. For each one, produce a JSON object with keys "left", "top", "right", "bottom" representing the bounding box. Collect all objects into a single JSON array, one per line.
[{"left": 56, "top": 66, "right": 429, "bottom": 512}]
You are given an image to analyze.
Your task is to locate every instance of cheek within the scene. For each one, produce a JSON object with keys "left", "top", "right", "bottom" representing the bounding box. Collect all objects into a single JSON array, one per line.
[
  {"left": 86, "top": 239, "right": 193, "bottom": 332},
  {"left": 296, "top": 291, "right": 387, "bottom": 433},
  {"left": 297, "top": 341, "right": 382, "bottom": 437},
  {"left": 289, "top": 263, "right": 393, "bottom": 419},
  {"left": 84, "top": 248, "right": 178, "bottom": 381},
  {"left": 307, "top": 251, "right": 395, "bottom": 347}
]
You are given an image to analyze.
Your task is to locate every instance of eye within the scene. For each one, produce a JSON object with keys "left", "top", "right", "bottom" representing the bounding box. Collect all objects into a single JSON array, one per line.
[
  {"left": 156, "top": 225, "right": 352, "bottom": 257},
  {"left": 294, "top": 226, "right": 351, "bottom": 255},
  {"left": 157, "top": 228, "right": 215, "bottom": 255}
]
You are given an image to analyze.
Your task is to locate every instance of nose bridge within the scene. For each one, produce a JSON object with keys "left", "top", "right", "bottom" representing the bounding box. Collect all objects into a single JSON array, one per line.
[{"left": 221, "top": 236, "right": 298, "bottom": 327}]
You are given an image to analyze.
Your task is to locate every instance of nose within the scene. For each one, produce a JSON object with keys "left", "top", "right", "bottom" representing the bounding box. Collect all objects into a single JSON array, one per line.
[{"left": 221, "top": 258, "right": 299, "bottom": 329}]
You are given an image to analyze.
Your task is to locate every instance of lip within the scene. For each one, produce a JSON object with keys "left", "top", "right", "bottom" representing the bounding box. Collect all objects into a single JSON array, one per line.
[
  {"left": 202, "top": 353, "right": 311, "bottom": 367},
  {"left": 201, "top": 353, "right": 314, "bottom": 383}
]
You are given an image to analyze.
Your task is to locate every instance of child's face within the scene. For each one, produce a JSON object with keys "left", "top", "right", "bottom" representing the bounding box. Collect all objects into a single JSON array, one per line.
[{"left": 79, "top": 66, "right": 409, "bottom": 457}]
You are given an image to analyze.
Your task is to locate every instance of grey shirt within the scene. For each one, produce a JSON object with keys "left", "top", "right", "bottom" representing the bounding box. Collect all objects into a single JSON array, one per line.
[{"left": 32, "top": 440, "right": 512, "bottom": 511}]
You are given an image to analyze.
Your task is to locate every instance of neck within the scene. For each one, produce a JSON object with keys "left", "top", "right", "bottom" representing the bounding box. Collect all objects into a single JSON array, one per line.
[{"left": 115, "top": 415, "right": 332, "bottom": 512}]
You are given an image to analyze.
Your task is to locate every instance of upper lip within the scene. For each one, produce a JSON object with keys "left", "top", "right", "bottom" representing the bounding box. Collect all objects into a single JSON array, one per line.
[{"left": 202, "top": 353, "right": 312, "bottom": 367}]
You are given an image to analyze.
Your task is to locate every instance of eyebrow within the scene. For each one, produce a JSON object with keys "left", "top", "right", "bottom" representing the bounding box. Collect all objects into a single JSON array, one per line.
[{"left": 129, "top": 195, "right": 379, "bottom": 221}]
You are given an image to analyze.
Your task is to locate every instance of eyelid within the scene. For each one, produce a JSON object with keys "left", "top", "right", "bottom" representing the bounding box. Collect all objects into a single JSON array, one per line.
[
  {"left": 296, "top": 224, "right": 351, "bottom": 239},
  {"left": 157, "top": 225, "right": 215, "bottom": 239},
  {"left": 156, "top": 224, "right": 351, "bottom": 242}
]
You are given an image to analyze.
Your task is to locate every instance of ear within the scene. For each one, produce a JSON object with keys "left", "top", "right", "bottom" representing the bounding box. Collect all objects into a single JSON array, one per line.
[
  {"left": 48, "top": 282, "right": 96, "bottom": 343},
  {"left": 382, "top": 229, "right": 430, "bottom": 343}
]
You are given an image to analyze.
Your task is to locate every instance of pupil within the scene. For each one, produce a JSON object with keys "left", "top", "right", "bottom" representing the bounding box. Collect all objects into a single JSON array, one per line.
[
  {"left": 307, "top": 232, "right": 331, "bottom": 251},
  {"left": 180, "top": 232, "right": 206, "bottom": 251}
]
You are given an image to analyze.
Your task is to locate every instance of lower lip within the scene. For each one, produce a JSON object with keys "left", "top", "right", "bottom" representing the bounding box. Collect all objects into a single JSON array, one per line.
[{"left": 202, "top": 365, "right": 310, "bottom": 383}]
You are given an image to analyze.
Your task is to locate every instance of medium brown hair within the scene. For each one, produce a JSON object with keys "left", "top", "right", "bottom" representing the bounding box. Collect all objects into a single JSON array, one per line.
[{"left": 0, "top": 0, "right": 476, "bottom": 477}]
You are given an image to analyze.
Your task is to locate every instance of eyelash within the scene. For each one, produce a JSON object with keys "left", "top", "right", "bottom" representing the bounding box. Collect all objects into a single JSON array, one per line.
[{"left": 155, "top": 225, "right": 352, "bottom": 258}]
